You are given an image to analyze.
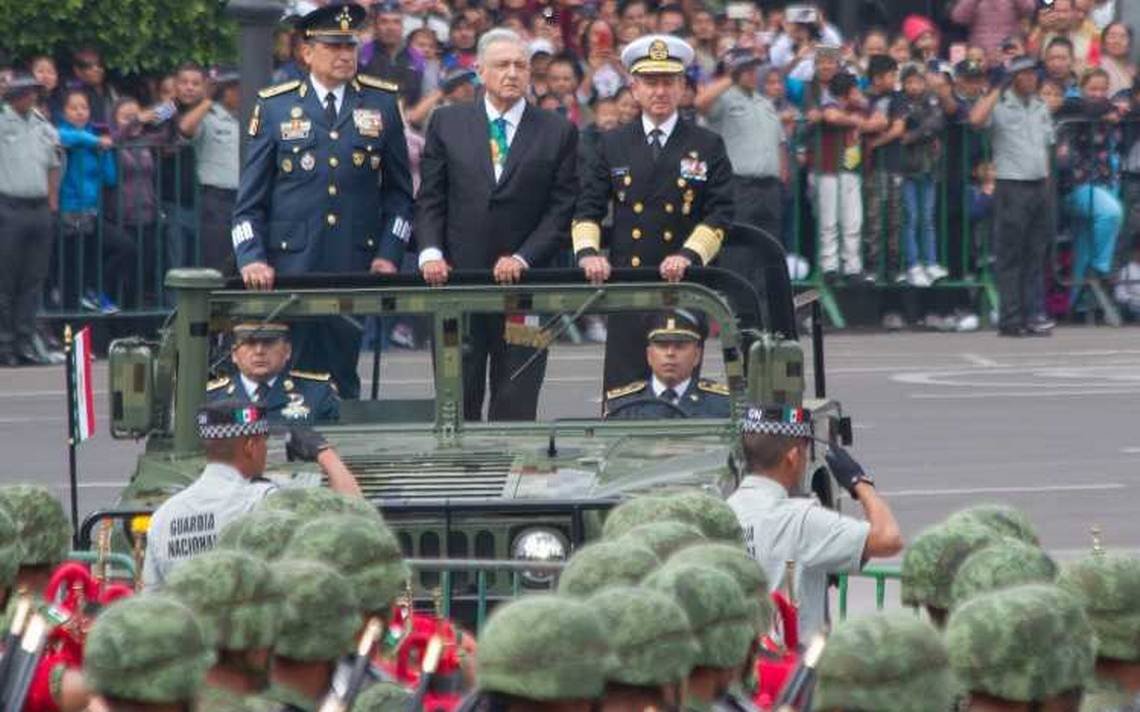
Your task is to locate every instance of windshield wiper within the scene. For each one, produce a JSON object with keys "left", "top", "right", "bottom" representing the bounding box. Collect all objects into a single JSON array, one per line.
[{"left": 508, "top": 287, "right": 606, "bottom": 383}]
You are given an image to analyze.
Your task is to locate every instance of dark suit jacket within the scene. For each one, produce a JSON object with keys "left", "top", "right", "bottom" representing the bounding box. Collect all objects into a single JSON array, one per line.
[{"left": 414, "top": 100, "right": 578, "bottom": 268}]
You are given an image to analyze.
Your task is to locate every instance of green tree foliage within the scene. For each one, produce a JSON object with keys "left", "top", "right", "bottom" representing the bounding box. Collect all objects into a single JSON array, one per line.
[{"left": 1, "top": 0, "right": 238, "bottom": 75}]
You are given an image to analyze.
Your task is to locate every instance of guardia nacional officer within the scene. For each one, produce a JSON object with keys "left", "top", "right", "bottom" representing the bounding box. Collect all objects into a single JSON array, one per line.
[
  {"left": 232, "top": 2, "right": 415, "bottom": 399},
  {"left": 206, "top": 322, "right": 340, "bottom": 424},
  {"left": 605, "top": 309, "right": 731, "bottom": 419},
  {"left": 573, "top": 34, "right": 734, "bottom": 393}
]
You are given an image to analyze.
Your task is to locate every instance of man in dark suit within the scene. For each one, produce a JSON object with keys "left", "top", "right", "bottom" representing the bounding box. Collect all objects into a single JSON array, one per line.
[
  {"left": 415, "top": 28, "right": 578, "bottom": 421},
  {"left": 572, "top": 34, "right": 735, "bottom": 394},
  {"left": 232, "top": 3, "right": 415, "bottom": 399}
]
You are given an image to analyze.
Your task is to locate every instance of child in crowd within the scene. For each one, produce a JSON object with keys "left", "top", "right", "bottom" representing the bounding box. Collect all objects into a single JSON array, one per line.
[
  {"left": 105, "top": 97, "right": 159, "bottom": 306},
  {"left": 862, "top": 54, "right": 904, "bottom": 282},
  {"left": 1115, "top": 236, "right": 1140, "bottom": 320},
  {"left": 897, "top": 64, "right": 946, "bottom": 286},
  {"left": 968, "top": 161, "right": 997, "bottom": 279}
]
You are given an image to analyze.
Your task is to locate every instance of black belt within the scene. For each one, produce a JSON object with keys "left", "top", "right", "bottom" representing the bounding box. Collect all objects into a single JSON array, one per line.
[{"left": 0, "top": 195, "right": 48, "bottom": 208}]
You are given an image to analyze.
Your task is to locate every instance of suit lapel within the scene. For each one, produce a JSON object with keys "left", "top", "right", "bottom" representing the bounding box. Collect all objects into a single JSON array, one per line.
[
  {"left": 470, "top": 101, "right": 497, "bottom": 187},
  {"left": 626, "top": 122, "right": 655, "bottom": 199},
  {"left": 495, "top": 104, "right": 537, "bottom": 190},
  {"left": 335, "top": 83, "right": 361, "bottom": 131},
  {"left": 265, "top": 379, "right": 290, "bottom": 412},
  {"left": 650, "top": 120, "right": 688, "bottom": 200},
  {"left": 303, "top": 79, "right": 329, "bottom": 129}
]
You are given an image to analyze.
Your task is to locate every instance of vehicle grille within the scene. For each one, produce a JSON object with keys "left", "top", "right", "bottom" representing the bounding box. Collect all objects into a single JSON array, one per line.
[{"left": 344, "top": 451, "right": 513, "bottom": 500}]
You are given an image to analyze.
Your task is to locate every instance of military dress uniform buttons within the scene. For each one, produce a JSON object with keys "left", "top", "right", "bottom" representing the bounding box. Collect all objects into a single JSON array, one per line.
[
  {"left": 329, "top": 130, "right": 339, "bottom": 140},
  {"left": 328, "top": 185, "right": 337, "bottom": 196},
  {"left": 624, "top": 175, "right": 632, "bottom": 186},
  {"left": 633, "top": 202, "right": 644, "bottom": 214},
  {"left": 292, "top": 146, "right": 300, "bottom": 154},
  {"left": 665, "top": 203, "right": 674, "bottom": 214},
  {"left": 677, "top": 178, "right": 686, "bottom": 188},
  {"left": 329, "top": 156, "right": 339, "bottom": 168},
  {"left": 327, "top": 213, "right": 337, "bottom": 226},
  {"left": 366, "top": 238, "right": 374, "bottom": 247},
  {"left": 280, "top": 242, "right": 288, "bottom": 249},
  {"left": 664, "top": 230, "right": 673, "bottom": 242},
  {"left": 631, "top": 256, "right": 641, "bottom": 267},
  {"left": 632, "top": 228, "right": 642, "bottom": 240}
]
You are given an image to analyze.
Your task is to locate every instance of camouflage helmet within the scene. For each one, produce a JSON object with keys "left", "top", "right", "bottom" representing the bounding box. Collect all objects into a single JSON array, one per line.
[
  {"left": 165, "top": 549, "right": 283, "bottom": 651},
  {"left": 950, "top": 540, "right": 1058, "bottom": 609},
  {"left": 0, "top": 506, "right": 22, "bottom": 589},
  {"left": 945, "top": 504, "right": 1040, "bottom": 546},
  {"left": 557, "top": 541, "right": 660, "bottom": 597},
  {"left": 602, "top": 491, "right": 743, "bottom": 543},
  {"left": 1058, "top": 553, "right": 1140, "bottom": 662},
  {"left": 273, "top": 558, "right": 361, "bottom": 661},
  {"left": 217, "top": 508, "right": 302, "bottom": 561},
  {"left": 0, "top": 485, "right": 71, "bottom": 567},
  {"left": 84, "top": 594, "right": 214, "bottom": 703},
  {"left": 589, "top": 585, "right": 699, "bottom": 687},
  {"left": 477, "top": 595, "right": 615, "bottom": 700},
  {"left": 259, "top": 487, "right": 382, "bottom": 521},
  {"left": 669, "top": 543, "right": 773, "bottom": 634},
  {"left": 353, "top": 682, "right": 412, "bottom": 712},
  {"left": 900, "top": 522, "right": 1001, "bottom": 610},
  {"left": 642, "top": 562, "right": 757, "bottom": 669},
  {"left": 946, "top": 583, "right": 1095, "bottom": 702},
  {"left": 619, "top": 520, "right": 706, "bottom": 560},
  {"left": 815, "top": 613, "right": 956, "bottom": 712},
  {"left": 283, "top": 515, "right": 410, "bottom": 614}
]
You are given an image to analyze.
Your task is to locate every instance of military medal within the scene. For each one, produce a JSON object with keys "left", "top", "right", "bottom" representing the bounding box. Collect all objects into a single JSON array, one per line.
[
  {"left": 300, "top": 152, "right": 316, "bottom": 171},
  {"left": 248, "top": 104, "right": 262, "bottom": 137},
  {"left": 370, "top": 154, "right": 381, "bottom": 170},
  {"left": 290, "top": 106, "right": 303, "bottom": 119},
  {"left": 353, "top": 108, "right": 383, "bottom": 137},
  {"left": 679, "top": 155, "right": 708, "bottom": 182},
  {"left": 280, "top": 118, "right": 312, "bottom": 141},
  {"left": 353, "top": 151, "right": 366, "bottom": 167},
  {"left": 281, "top": 393, "right": 310, "bottom": 420},
  {"left": 281, "top": 158, "right": 293, "bottom": 173}
]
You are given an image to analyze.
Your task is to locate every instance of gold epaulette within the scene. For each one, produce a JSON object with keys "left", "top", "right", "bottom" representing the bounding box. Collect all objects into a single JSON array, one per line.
[
  {"left": 606, "top": 381, "right": 647, "bottom": 400},
  {"left": 357, "top": 74, "right": 400, "bottom": 92},
  {"left": 697, "top": 380, "right": 730, "bottom": 396},
  {"left": 289, "top": 369, "right": 332, "bottom": 382},
  {"left": 206, "top": 376, "right": 231, "bottom": 392},
  {"left": 258, "top": 80, "right": 301, "bottom": 99}
]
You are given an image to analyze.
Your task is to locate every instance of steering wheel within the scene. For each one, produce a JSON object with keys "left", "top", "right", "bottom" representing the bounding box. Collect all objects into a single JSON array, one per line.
[{"left": 605, "top": 397, "right": 690, "bottom": 420}]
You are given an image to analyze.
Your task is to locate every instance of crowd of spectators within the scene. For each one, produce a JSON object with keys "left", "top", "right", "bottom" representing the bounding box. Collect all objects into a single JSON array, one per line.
[{"left": 1, "top": 0, "right": 1140, "bottom": 343}]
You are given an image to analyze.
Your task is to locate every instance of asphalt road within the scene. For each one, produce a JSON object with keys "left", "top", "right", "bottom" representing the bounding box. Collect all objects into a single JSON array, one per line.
[{"left": 5, "top": 325, "right": 1139, "bottom": 602}]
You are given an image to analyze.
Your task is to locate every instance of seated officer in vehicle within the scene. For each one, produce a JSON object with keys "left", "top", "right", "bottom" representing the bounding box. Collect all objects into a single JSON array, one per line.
[
  {"left": 604, "top": 309, "right": 730, "bottom": 419},
  {"left": 207, "top": 322, "right": 340, "bottom": 423}
]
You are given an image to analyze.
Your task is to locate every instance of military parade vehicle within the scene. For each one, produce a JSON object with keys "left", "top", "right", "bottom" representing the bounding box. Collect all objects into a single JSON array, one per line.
[{"left": 97, "top": 226, "right": 850, "bottom": 613}]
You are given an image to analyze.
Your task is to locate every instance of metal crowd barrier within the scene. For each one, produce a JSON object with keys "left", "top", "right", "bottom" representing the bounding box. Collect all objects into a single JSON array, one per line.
[{"left": 836, "top": 562, "right": 901, "bottom": 620}]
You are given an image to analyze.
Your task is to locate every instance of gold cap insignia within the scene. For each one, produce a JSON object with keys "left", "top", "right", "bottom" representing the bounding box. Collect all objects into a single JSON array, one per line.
[
  {"left": 338, "top": 7, "right": 352, "bottom": 31},
  {"left": 666, "top": 317, "right": 676, "bottom": 330},
  {"left": 648, "top": 39, "right": 669, "bottom": 61}
]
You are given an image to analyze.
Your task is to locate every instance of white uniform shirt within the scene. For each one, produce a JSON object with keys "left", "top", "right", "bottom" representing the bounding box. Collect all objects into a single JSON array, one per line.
[
  {"left": 727, "top": 475, "right": 869, "bottom": 639},
  {"left": 142, "top": 462, "right": 277, "bottom": 590}
]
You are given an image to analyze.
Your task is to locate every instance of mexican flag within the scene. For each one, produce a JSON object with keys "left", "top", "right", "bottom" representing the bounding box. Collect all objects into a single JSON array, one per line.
[{"left": 69, "top": 326, "right": 95, "bottom": 443}]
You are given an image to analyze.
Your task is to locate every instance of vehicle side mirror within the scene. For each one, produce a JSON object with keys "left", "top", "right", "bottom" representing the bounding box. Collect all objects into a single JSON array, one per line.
[
  {"left": 108, "top": 338, "right": 157, "bottom": 439},
  {"left": 835, "top": 415, "right": 853, "bottom": 446}
]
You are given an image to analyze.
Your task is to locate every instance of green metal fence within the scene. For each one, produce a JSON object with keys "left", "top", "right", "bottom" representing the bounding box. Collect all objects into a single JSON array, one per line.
[{"left": 837, "top": 563, "right": 901, "bottom": 620}]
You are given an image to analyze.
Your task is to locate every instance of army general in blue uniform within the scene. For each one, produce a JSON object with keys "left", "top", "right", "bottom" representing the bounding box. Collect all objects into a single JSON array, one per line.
[
  {"left": 206, "top": 322, "right": 340, "bottom": 424},
  {"left": 604, "top": 309, "right": 731, "bottom": 419},
  {"left": 232, "top": 3, "right": 414, "bottom": 399}
]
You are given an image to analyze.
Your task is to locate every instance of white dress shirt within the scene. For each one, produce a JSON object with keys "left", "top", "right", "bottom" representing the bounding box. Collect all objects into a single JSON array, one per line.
[
  {"left": 240, "top": 374, "right": 277, "bottom": 401},
  {"left": 642, "top": 112, "right": 679, "bottom": 148},
  {"left": 418, "top": 96, "right": 531, "bottom": 269},
  {"left": 652, "top": 376, "right": 690, "bottom": 402},
  {"left": 309, "top": 75, "right": 347, "bottom": 116}
]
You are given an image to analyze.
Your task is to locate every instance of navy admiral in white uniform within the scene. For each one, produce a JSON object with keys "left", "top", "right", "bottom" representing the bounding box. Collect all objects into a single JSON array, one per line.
[
  {"left": 207, "top": 322, "right": 340, "bottom": 424},
  {"left": 231, "top": 2, "right": 414, "bottom": 399},
  {"left": 604, "top": 309, "right": 731, "bottom": 419}
]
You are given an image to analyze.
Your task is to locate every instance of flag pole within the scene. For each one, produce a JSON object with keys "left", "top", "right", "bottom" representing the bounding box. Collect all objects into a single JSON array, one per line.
[{"left": 64, "top": 324, "right": 79, "bottom": 547}]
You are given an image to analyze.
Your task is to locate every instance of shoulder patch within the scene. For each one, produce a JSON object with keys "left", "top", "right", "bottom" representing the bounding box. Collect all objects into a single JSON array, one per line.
[
  {"left": 606, "top": 381, "right": 648, "bottom": 400},
  {"left": 258, "top": 80, "right": 301, "bottom": 99},
  {"left": 207, "top": 376, "right": 232, "bottom": 392},
  {"left": 289, "top": 369, "right": 331, "bottom": 382},
  {"left": 357, "top": 74, "right": 400, "bottom": 92},
  {"left": 697, "top": 380, "right": 730, "bottom": 396}
]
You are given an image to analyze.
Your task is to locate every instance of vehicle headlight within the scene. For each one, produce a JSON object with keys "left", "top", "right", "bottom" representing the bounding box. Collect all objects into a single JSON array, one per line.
[{"left": 511, "top": 528, "right": 567, "bottom": 586}]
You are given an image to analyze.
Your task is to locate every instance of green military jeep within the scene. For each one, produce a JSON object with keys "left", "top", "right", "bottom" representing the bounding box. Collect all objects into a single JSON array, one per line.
[{"left": 101, "top": 227, "right": 849, "bottom": 613}]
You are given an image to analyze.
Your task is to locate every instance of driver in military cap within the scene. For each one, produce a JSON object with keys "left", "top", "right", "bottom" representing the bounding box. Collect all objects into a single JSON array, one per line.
[
  {"left": 605, "top": 309, "right": 730, "bottom": 419},
  {"left": 207, "top": 321, "right": 340, "bottom": 424}
]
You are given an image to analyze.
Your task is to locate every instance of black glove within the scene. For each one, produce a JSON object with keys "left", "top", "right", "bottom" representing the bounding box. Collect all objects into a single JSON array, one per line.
[
  {"left": 825, "top": 446, "right": 873, "bottom": 497},
  {"left": 286, "top": 427, "right": 330, "bottom": 462}
]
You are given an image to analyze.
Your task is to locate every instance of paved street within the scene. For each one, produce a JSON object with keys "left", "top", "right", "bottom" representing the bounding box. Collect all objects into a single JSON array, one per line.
[{"left": 4, "top": 326, "right": 1138, "bottom": 587}]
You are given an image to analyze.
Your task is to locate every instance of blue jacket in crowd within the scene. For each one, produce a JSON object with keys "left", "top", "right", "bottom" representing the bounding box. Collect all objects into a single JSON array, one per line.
[{"left": 57, "top": 122, "right": 116, "bottom": 214}]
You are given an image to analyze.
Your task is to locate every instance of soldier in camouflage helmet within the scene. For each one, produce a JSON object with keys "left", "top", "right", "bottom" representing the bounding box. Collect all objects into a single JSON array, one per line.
[
  {"left": 949, "top": 540, "right": 1058, "bottom": 610},
  {"left": 258, "top": 486, "right": 382, "bottom": 521},
  {"left": 84, "top": 595, "right": 214, "bottom": 707},
  {"left": 946, "top": 583, "right": 1095, "bottom": 710},
  {"left": 619, "top": 520, "right": 707, "bottom": 560},
  {"left": 474, "top": 594, "right": 616, "bottom": 709},
  {"left": 670, "top": 543, "right": 774, "bottom": 634},
  {"left": 815, "top": 612, "right": 956, "bottom": 712},
  {"left": 0, "top": 506, "right": 22, "bottom": 609},
  {"left": 352, "top": 682, "right": 411, "bottom": 712},
  {"left": 900, "top": 521, "right": 1001, "bottom": 627},
  {"left": 217, "top": 507, "right": 302, "bottom": 561},
  {"left": 258, "top": 558, "right": 362, "bottom": 712},
  {"left": 0, "top": 485, "right": 71, "bottom": 587},
  {"left": 602, "top": 490, "right": 744, "bottom": 543},
  {"left": 282, "top": 515, "right": 409, "bottom": 624},
  {"left": 1057, "top": 553, "right": 1140, "bottom": 712},
  {"left": 165, "top": 549, "right": 284, "bottom": 708},
  {"left": 642, "top": 562, "right": 759, "bottom": 712},
  {"left": 944, "top": 504, "right": 1040, "bottom": 546},
  {"left": 590, "top": 586, "right": 699, "bottom": 711},
  {"left": 557, "top": 541, "right": 661, "bottom": 597}
]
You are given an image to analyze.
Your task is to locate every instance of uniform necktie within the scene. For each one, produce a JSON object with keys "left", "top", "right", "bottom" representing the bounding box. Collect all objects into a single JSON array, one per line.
[
  {"left": 255, "top": 381, "right": 270, "bottom": 402},
  {"left": 648, "top": 127, "right": 664, "bottom": 162},
  {"left": 660, "top": 388, "right": 678, "bottom": 404},
  {"left": 324, "top": 91, "right": 337, "bottom": 126},
  {"left": 489, "top": 116, "right": 510, "bottom": 172}
]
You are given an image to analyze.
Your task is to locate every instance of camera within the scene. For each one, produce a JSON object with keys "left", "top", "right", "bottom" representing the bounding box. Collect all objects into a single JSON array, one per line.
[{"left": 787, "top": 4, "right": 819, "bottom": 25}]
